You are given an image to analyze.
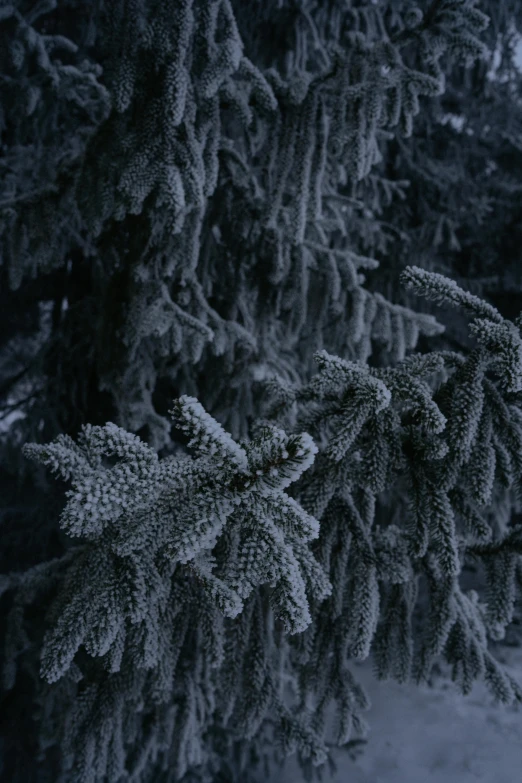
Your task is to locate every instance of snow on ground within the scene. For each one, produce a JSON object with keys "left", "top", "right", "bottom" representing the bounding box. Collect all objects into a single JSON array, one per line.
[{"left": 274, "top": 646, "right": 522, "bottom": 783}]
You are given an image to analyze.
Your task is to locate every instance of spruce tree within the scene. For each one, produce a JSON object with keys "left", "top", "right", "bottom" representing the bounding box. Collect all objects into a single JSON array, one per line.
[
  {"left": 365, "top": 0, "right": 522, "bottom": 351},
  {"left": 1, "top": 2, "right": 522, "bottom": 782}
]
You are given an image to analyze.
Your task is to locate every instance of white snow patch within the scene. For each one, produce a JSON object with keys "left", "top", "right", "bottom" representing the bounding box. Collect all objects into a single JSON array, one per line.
[{"left": 273, "top": 646, "right": 522, "bottom": 783}]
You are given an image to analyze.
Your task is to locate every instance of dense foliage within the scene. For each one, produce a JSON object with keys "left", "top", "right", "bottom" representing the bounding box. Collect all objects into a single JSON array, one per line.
[{"left": 1, "top": 2, "right": 522, "bottom": 782}]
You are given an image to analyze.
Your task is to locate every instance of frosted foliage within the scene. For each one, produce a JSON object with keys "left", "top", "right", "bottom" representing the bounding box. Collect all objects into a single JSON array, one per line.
[
  {"left": 260, "top": 267, "right": 522, "bottom": 756},
  {"left": 2, "top": 3, "right": 522, "bottom": 783},
  {"left": 6, "top": 396, "right": 334, "bottom": 780},
  {"left": 4, "top": 0, "right": 466, "bottom": 449},
  {"left": 0, "top": 3, "right": 112, "bottom": 288},
  {"left": 169, "top": 395, "right": 249, "bottom": 471},
  {"left": 14, "top": 253, "right": 522, "bottom": 778}
]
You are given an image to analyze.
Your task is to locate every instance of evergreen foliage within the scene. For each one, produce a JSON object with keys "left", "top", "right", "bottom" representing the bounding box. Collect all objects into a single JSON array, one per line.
[
  {"left": 1, "top": 1, "right": 522, "bottom": 782},
  {"left": 357, "top": 0, "right": 522, "bottom": 350}
]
